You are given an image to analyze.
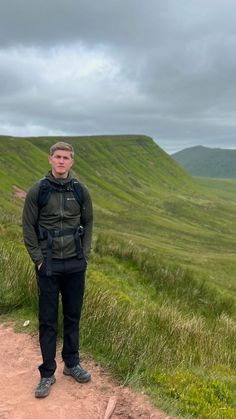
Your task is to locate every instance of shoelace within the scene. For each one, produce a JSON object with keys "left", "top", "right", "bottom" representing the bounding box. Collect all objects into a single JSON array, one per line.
[
  {"left": 37, "top": 378, "right": 52, "bottom": 389},
  {"left": 71, "top": 365, "right": 85, "bottom": 376}
]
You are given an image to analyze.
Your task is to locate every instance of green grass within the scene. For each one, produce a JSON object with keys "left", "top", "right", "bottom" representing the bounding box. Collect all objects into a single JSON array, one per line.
[
  {"left": 1, "top": 135, "right": 236, "bottom": 417},
  {"left": 1, "top": 237, "right": 236, "bottom": 417}
]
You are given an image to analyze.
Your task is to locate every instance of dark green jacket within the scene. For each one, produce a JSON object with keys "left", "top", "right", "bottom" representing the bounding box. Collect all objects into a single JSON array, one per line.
[{"left": 22, "top": 171, "right": 93, "bottom": 266}]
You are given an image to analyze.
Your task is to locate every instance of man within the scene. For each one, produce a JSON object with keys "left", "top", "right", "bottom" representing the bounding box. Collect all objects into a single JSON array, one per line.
[{"left": 22, "top": 141, "right": 93, "bottom": 398}]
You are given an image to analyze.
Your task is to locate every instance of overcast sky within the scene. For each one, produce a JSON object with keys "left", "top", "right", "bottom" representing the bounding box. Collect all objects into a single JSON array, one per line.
[{"left": 1, "top": 0, "right": 236, "bottom": 153}]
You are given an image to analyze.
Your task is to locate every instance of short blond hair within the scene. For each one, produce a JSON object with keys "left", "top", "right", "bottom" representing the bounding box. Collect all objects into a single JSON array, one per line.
[{"left": 50, "top": 141, "right": 74, "bottom": 158}]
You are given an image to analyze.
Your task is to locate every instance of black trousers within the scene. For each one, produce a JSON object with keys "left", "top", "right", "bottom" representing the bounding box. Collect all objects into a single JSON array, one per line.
[{"left": 36, "top": 257, "right": 86, "bottom": 378}]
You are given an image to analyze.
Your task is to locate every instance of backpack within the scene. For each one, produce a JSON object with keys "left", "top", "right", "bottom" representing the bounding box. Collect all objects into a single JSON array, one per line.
[{"left": 37, "top": 177, "right": 84, "bottom": 211}]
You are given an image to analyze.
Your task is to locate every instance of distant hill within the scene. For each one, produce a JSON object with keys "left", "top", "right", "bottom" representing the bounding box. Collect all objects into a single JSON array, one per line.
[{"left": 172, "top": 145, "right": 236, "bottom": 178}]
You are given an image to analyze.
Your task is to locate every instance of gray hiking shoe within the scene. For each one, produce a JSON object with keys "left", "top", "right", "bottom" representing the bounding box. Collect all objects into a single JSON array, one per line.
[
  {"left": 63, "top": 364, "right": 91, "bottom": 383},
  {"left": 35, "top": 375, "right": 56, "bottom": 398}
]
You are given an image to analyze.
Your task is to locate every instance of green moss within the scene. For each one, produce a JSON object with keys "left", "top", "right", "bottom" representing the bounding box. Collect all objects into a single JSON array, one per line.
[{"left": 153, "top": 370, "right": 236, "bottom": 418}]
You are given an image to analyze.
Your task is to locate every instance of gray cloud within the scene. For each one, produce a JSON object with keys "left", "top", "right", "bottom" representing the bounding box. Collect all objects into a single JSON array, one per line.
[
  {"left": 0, "top": 0, "right": 236, "bottom": 152},
  {"left": 0, "top": 0, "right": 170, "bottom": 48}
]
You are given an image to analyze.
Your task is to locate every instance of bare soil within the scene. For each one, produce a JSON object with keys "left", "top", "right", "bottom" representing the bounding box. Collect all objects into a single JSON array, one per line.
[
  {"left": 13, "top": 186, "right": 27, "bottom": 199},
  {"left": 0, "top": 324, "right": 170, "bottom": 419}
]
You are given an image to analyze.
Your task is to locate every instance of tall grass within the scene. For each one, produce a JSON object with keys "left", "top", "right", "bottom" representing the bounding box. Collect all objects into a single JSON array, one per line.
[
  {"left": 1, "top": 235, "right": 236, "bottom": 416},
  {"left": 81, "top": 256, "right": 236, "bottom": 416},
  {"left": 94, "top": 233, "right": 236, "bottom": 319},
  {"left": 82, "top": 265, "right": 236, "bottom": 373},
  {"left": 2, "top": 236, "right": 236, "bottom": 371},
  {"left": 0, "top": 242, "right": 38, "bottom": 313}
]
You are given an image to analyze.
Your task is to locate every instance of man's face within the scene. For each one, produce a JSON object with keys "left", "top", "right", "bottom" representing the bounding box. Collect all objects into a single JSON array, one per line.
[{"left": 48, "top": 149, "right": 74, "bottom": 178}]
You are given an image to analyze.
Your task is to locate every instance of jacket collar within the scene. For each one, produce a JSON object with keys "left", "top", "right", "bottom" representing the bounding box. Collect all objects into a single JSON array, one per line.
[{"left": 45, "top": 171, "right": 73, "bottom": 186}]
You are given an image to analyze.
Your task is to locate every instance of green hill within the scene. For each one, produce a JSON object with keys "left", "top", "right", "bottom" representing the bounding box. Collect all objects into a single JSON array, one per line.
[
  {"left": 1, "top": 135, "right": 236, "bottom": 417},
  {"left": 2, "top": 135, "right": 236, "bottom": 286},
  {"left": 172, "top": 145, "right": 236, "bottom": 178}
]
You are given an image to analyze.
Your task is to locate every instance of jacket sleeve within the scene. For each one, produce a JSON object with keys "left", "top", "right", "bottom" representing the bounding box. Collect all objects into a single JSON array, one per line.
[
  {"left": 80, "top": 185, "right": 93, "bottom": 260},
  {"left": 22, "top": 183, "right": 43, "bottom": 265}
]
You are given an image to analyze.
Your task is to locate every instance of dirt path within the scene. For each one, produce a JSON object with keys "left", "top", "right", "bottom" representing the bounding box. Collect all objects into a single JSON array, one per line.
[{"left": 0, "top": 324, "right": 170, "bottom": 419}]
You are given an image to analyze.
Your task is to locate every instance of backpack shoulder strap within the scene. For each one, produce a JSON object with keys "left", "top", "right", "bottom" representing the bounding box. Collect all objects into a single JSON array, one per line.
[
  {"left": 70, "top": 178, "right": 84, "bottom": 210},
  {"left": 37, "top": 177, "right": 52, "bottom": 210}
]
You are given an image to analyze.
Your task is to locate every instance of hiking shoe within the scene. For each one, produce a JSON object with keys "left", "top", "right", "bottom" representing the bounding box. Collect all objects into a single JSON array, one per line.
[
  {"left": 63, "top": 364, "right": 91, "bottom": 383},
  {"left": 35, "top": 375, "right": 56, "bottom": 398}
]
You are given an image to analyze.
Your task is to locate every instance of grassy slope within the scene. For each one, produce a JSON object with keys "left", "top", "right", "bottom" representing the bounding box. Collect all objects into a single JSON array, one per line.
[
  {"left": 1, "top": 135, "right": 236, "bottom": 416},
  {"left": 1, "top": 134, "right": 236, "bottom": 294},
  {"left": 2, "top": 134, "right": 236, "bottom": 313}
]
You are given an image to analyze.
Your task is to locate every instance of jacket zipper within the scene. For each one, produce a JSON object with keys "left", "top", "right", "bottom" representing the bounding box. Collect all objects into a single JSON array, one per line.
[{"left": 60, "top": 192, "right": 64, "bottom": 258}]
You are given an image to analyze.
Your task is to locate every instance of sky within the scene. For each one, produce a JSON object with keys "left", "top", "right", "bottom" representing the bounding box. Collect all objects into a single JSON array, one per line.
[{"left": 1, "top": 0, "right": 236, "bottom": 154}]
